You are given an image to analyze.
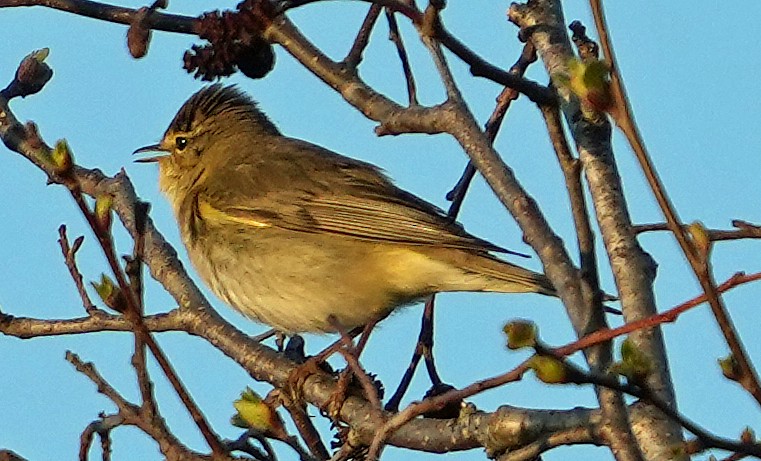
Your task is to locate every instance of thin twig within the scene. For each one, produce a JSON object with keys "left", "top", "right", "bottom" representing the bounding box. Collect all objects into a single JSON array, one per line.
[
  {"left": 132, "top": 338, "right": 156, "bottom": 418},
  {"left": 224, "top": 432, "right": 270, "bottom": 461},
  {"left": 370, "top": 270, "right": 761, "bottom": 459},
  {"left": 79, "top": 414, "right": 122, "bottom": 461},
  {"left": 0, "top": 75, "right": 225, "bottom": 456},
  {"left": 67, "top": 351, "right": 210, "bottom": 460},
  {"left": 127, "top": 201, "right": 155, "bottom": 416},
  {"left": 384, "top": 297, "right": 431, "bottom": 412},
  {"left": 69, "top": 178, "right": 227, "bottom": 457},
  {"left": 343, "top": 4, "right": 382, "bottom": 69},
  {"left": 330, "top": 318, "right": 384, "bottom": 422},
  {"left": 539, "top": 105, "right": 604, "bottom": 304},
  {"left": 447, "top": 42, "right": 537, "bottom": 214},
  {"left": 0, "top": 0, "right": 555, "bottom": 103},
  {"left": 553, "top": 271, "right": 761, "bottom": 357},
  {"left": 385, "top": 27, "right": 534, "bottom": 420},
  {"left": 0, "top": 0, "right": 195, "bottom": 32},
  {"left": 385, "top": 9, "right": 417, "bottom": 105},
  {"left": 67, "top": 351, "right": 142, "bottom": 417},
  {"left": 559, "top": 359, "right": 761, "bottom": 458},
  {"left": 57, "top": 225, "right": 98, "bottom": 314},
  {"left": 276, "top": 390, "right": 330, "bottom": 460},
  {"left": 368, "top": 361, "right": 532, "bottom": 460},
  {"left": 634, "top": 221, "right": 761, "bottom": 242}
]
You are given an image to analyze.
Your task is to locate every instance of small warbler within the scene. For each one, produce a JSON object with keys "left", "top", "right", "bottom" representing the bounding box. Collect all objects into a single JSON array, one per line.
[{"left": 135, "top": 85, "right": 555, "bottom": 333}]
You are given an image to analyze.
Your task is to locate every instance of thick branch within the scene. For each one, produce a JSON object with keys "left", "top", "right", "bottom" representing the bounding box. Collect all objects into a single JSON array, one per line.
[{"left": 508, "top": 1, "right": 681, "bottom": 460}]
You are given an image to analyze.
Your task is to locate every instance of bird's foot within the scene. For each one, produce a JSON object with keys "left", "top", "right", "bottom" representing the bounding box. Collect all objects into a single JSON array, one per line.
[
  {"left": 284, "top": 352, "right": 335, "bottom": 405},
  {"left": 325, "top": 368, "right": 353, "bottom": 421}
]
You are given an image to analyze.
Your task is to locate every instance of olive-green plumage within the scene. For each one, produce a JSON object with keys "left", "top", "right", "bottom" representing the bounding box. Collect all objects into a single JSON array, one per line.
[{"left": 137, "top": 85, "right": 555, "bottom": 333}]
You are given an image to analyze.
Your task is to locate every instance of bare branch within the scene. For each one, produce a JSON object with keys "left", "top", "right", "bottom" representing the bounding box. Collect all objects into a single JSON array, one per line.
[
  {"left": 79, "top": 414, "right": 122, "bottom": 461},
  {"left": 635, "top": 221, "right": 761, "bottom": 242},
  {"left": 343, "top": 4, "right": 382, "bottom": 69},
  {"left": 57, "top": 225, "right": 98, "bottom": 314},
  {"left": 385, "top": 9, "right": 418, "bottom": 106},
  {"left": 0, "top": 0, "right": 196, "bottom": 33}
]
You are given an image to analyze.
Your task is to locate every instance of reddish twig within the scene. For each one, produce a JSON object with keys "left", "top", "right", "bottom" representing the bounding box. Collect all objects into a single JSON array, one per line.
[
  {"left": 275, "top": 394, "right": 329, "bottom": 460},
  {"left": 372, "top": 271, "right": 761, "bottom": 459},
  {"left": 329, "top": 318, "right": 384, "bottom": 422},
  {"left": 553, "top": 271, "right": 761, "bottom": 357}
]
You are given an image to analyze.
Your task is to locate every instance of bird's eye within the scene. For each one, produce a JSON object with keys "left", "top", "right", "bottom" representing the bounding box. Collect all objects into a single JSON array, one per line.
[{"left": 176, "top": 136, "right": 188, "bottom": 151}]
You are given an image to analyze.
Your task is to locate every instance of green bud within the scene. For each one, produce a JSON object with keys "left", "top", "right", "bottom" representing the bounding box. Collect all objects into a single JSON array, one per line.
[
  {"left": 94, "top": 194, "right": 113, "bottom": 231},
  {"left": 50, "top": 139, "right": 74, "bottom": 174},
  {"left": 528, "top": 355, "right": 568, "bottom": 384},
  {"left": 561, "top": 57, "right": 612, "bottom": 112},
  {"left": 503, "top": 320, "right": 537, "bottom": 350},
  {"left": 687, "top": 221, "right": 712, "bottom": 258},
  {"left": 610, "top": 338, "right": 652, "bottom": 382},
  {"left": 719, "top": 355, "right": 740, "bottom": 382},
  {"left": 231, "top": 387, "right": 274, "bottom": 432},
  {"left": 741, "top": 426, "right": 756, "bottom": 444},
  {"left": 621, "top": 338, "right": 652, "bottom": 376},
  {"left": 91, "top": 274, "right": 126, "bottom": 312}
]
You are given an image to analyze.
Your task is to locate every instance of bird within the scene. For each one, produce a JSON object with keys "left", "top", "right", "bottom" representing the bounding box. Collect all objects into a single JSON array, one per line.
[{"left": 135, "top": 84, "right": 556, "bottom": 334}]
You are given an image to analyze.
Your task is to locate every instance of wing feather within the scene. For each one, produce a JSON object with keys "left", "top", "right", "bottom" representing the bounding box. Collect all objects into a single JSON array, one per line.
[{"left": 199, "top": 138, "right": 528, "bottom": 256}]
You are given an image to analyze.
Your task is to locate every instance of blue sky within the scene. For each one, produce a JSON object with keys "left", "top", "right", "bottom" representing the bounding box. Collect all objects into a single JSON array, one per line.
[{"left": 2, "top": 2, "right": 761, "bottom": 460}]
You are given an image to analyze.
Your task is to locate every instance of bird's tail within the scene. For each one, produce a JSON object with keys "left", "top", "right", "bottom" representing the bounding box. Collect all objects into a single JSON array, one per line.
[
  {"left": 471, "top": 254, "right": 557, "bottom": 296},
  {"left": 431, "top": 249, "right": 557, "bottom": 296},
  {"left": 452, "top": 252, "right": 620, "bottom": 306}
]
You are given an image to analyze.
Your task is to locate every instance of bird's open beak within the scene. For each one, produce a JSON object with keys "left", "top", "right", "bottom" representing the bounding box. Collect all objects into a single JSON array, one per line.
[{"left": 133, "top": 143, "right": 169, "bottom": 163}]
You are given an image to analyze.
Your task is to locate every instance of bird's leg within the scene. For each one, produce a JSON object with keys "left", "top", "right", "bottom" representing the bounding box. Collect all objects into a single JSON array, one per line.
[
  {"left": 385, "top": 295, "right": 440, "bottom": 412},
  {"left": 282, "top": 320, "right": 383, "bottom": 423},
  {"left": 326, "top": 317, "right": 383, "bottom": 422},
  {"left": 384, "top": 297, "right": 463, "bottom": 418},
  {"left": 250, "top": 328, "right": 277, "bottom": 343},
  {"left": 282, "top": 326, "right": 363, "bottom": 409},
  {"left": 284, "top": 334, "right": 346, "bottom": 402},
  {"left": 274, "top": 330, "right": 287, "bottom": 352}
]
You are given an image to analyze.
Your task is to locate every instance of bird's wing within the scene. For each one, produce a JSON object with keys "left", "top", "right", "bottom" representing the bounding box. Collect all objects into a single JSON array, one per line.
[{"left": 197, "top": 139, "right": 527, "bottom": 256}]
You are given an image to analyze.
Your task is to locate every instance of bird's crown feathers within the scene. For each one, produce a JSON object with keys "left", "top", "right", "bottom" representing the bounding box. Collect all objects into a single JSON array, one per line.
[{"left": 169, "top": 84, "right": 280, "bottom": 136}]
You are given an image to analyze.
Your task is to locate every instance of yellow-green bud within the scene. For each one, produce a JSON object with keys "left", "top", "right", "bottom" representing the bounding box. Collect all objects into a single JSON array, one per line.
[
  {"left": 50, "top": 139, "right": 74, "bottom": 174},
  {"left": 94, "top": 194, "right": 114, "bottom": 232},
  {"left": 687, "top": 221, "right": 712, "bottom": 258},
  {"left": 503, "top": 320, "right": 537, "bottom": 350},
  {"left": 91, "top": 274, "right": 126, "bottom": 312},
  {"left": 719, "top": 354, "right": 740, "bottom": 382},
  {"left": 231, "top": 387, "right": 275, "bottom": 432},
  {"left": 528, "top": 355, "right": 568, "bottom": 384},
  {"left": 610, "top": 338, "right": 652, "bottom": 382}
]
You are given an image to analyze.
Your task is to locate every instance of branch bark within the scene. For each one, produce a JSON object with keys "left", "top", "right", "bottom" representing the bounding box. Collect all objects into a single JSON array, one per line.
[{"left": 508, "top": 1, "right": 683, "bottom": 460}]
